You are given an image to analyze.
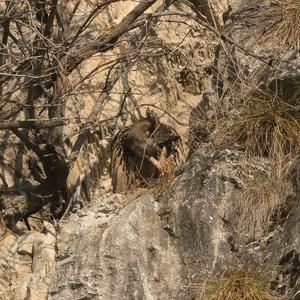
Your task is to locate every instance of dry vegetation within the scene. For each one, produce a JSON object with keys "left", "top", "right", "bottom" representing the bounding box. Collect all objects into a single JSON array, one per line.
[
  {"left": 271, "top": 0, "right": 300, "bottom": 51},
  {"left": 218, "top": 83, "right": 298, "bottom": 237},
  {"left": 197, "top": 269, "right": 280, "bottom": 300},
  {"left": 234, "top": 163, "right": 293, "bottom": 237},
  {"left": 187, "top": 68, "right": 300, "bottom": 238},
  {"left": 223, "top": 86, "right": 300, "bottom": 159}
]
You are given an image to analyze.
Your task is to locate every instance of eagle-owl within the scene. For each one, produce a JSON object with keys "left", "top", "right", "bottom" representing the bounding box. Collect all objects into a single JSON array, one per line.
[{"left": 110, "top": 109, "right": 182, "bottom": 193}]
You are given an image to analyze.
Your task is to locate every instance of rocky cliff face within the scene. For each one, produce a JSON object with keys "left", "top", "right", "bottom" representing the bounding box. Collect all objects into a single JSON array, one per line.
[
  {"left": 1, "top": 0, "right": 300, "bottom": 299},
  {"left": 1, "top": 144, "right": 298, "bottom": 299},
  {"left": 0, "top": 222, "right": 56, "bottom": 300}
]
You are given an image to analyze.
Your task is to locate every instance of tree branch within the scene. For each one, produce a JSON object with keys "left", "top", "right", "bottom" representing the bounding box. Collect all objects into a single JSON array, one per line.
[
  {"left": 1, "top": 0, "right": 157, "bottom": 120},
  {"left": 0, "top": 118, "right": 70, "bottom": 129}
]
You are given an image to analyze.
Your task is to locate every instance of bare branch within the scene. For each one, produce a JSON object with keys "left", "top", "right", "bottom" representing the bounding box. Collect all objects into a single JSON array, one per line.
[
  {"left": 0, "top": 118, "right": 70, "bottom": 130},
  {"left": 66, "top": 0, "right": 157, "bottom": 72}
]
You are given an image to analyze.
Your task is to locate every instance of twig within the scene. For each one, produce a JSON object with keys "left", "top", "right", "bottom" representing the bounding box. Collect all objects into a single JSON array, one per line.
[{"left": 116, "top": 87, "right": 132, "bottom": 117}]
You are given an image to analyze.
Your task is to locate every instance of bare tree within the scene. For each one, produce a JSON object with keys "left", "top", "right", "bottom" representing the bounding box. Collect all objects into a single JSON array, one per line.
[
  {"left": 0, "top": 0, "right": 171, "bottom": 229},
  {"left": 0, "top": 0, "right": 237, "bottom": 230}
]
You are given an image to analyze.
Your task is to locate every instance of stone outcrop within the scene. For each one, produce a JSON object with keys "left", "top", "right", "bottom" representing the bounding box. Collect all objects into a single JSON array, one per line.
[
  {"left": 0, "top": 143, "right": 299, "bottom": 299},
  {"left": 49, "top": 146, "right": 243, "bottom": 299},
  {"left": 0, "top": 222, "right": 56, "bottom": 300},
  {"left": 48, "top": 194, "right": 182, "bottom": 299},
  {"left": 48, "top": 145, "right": 299, "bottom": 299}
]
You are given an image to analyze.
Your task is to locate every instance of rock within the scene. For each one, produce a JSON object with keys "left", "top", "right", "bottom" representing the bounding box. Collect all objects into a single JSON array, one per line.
[
  {"left": 270, "top": 209, "right": 300, "bottom": 298},
  {"left": 188, "top": 0, "right": 229, "bottom": 29},
  {"left": 0, "top": 230, "right": 18, "bottom": 300},
  {"left": 48, "top": 142, "right": 300, "bottom": 299},
  {"left": 160, "top": 146, "right": 241, "bottom": 297},
  {"left": 0, "top": 223, "right": 56, "bottom": 300},
  {"left": 1, "top": 143, "right": 299, "bottom": 299},
  {"left": 17, "top": 231, "right": 42, "bottom": 256},
  {"left": 25, "top": 222, "right": 56, "bottom": 300},
  {"left": 48, "top": 194, "right": 182, "bottom": 300}
]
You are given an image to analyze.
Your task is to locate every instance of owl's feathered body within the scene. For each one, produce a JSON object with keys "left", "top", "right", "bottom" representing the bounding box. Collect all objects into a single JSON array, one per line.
[{"left": 110, "top": 110, "right": 182, "bottom": 193}]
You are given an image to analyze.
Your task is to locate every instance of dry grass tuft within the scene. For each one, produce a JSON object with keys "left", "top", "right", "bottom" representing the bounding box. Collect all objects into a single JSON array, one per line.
[
  {"left": 272, "top": 1, "right": 300, "bottom": 51},
  {"left": 197, "top": 269, "right": 280, "bottom": 300},
  {"left": 234, "top": 162, "right": 293, "bottom": 237},
  {"left": 217, "top": 79, "right": 298, "bottom": 239},
  {"left": 223, "top": 87, "right": 300, "bottom": 159}
]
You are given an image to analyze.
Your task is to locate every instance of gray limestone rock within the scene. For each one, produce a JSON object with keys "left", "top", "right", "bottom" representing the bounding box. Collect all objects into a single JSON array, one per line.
[{"left": 48, "top": 194, "right": 182, "bottom": 300}]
